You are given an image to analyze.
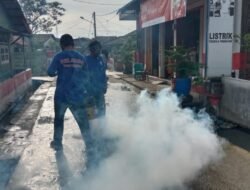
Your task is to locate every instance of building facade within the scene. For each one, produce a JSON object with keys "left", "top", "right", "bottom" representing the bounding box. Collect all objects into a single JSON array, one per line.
[
  {"left": 0, "top": 0, "right": 31, "bottom": 81},
  {"left": 119, "top": 0, "right": 250, "bottom": 129},
  {"left": 0, "top": 0, "right": 32, "bottom": 117},
  {"left": 119, "top": 0, "right": 249, "bottom": 80}
]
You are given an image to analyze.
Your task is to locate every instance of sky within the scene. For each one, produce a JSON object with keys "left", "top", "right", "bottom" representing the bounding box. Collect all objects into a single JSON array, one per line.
[{"left": 48, "top": 0, "right": 136, "bottom": 38}]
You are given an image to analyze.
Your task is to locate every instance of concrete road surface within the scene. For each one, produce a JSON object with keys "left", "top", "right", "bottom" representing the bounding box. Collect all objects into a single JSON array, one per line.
[{"left": 0, "top": 73, "right": 250, "bottom": 190}]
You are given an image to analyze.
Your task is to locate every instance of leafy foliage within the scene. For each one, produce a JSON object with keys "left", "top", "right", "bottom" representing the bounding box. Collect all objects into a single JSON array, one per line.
[
  {"left": 165, "top": 46, "right": 202, "bottom": 78},
  {"left": 19, "top": 0, "right": 65, "bottom": 33},
  {"left": 120, "top": 36, "right": 136, "bottom": 65},
  {"left": 242, "top": 34, "right": 250, "bottom": 52},
  {"left": 111, "top": 34, "right": 136, "bottom": 73}
]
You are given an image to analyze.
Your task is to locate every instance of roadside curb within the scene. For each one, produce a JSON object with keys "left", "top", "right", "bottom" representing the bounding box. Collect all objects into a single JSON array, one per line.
[
  {"left": 119, "top": 75, "right": 169, "bottom": 96},
  {"left": 120, "top": 77, "right": 144, "bottom": 90},
  {"left": 0, "top": 81, "right": 52, "bottom": 189}
]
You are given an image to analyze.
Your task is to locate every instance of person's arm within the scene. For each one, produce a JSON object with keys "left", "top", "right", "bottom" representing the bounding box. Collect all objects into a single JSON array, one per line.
[
  {"left": 103, "top": 61, "right": 108, "bottom": 94},
  {"left": 47, "top": 55, "right": 59, "bottom": 77},
  {"left": 82, "top": 56, "right": 92, "bottom": 95}
]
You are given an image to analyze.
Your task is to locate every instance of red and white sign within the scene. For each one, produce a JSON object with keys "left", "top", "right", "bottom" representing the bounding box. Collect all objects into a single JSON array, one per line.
[{"left": 141, "top": 0, "right": 186, "bottom": 28}]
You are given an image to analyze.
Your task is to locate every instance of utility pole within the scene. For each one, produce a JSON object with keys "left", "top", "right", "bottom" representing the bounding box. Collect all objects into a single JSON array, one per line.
[
  {"left": 93, "top": 12, "right": 97, "bottom": 38},
  {"left": 80, "top": 13, "right": 97, "bottom": 39},
  {"left": 55, "top": 21, "right": 59, "bottom": 37}
]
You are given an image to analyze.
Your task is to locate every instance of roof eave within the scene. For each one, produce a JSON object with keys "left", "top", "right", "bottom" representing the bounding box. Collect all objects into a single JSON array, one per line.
[
  {"left": 118, "top": 0, "right": 139, "bottom": 21},
  {"left": 0, "top": 26, "right": 31, "bottom": 37},
  {"left": 1, "top": 0, "right": 32, "bottom": 34}
]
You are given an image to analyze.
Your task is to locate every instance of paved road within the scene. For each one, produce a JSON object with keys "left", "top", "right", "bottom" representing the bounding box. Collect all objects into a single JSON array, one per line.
[
  {"left": 1, "top": 73, "right": 250, "bottom": 190},
  {"left": 6, "top": 76, "right": 137, "bottom": 190},
  {"left": 0, "top": 82, "right": 50, "bottom": 189},
  {"left": 112, "top": 73, "right": 250, "bottom": 190}
]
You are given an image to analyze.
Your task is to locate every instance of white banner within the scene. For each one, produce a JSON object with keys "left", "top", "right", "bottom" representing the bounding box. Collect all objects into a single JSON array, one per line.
[{"left": 207, "top": 0, "right": 235, "bottom": 77}]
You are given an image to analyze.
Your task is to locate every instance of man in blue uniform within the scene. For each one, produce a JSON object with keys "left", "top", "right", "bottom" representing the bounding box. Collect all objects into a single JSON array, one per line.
[
  {"left": 47, "top": 34, "right": 92, "bottom": 152},
  {"left": 86, "top": 40, "right": 108, "bottom": 117}
]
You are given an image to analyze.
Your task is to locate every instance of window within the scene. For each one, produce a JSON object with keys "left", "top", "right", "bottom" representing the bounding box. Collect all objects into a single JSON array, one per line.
[
  {"left": 14, "top": 47, "right": 22, "bottom": 53},
  {"left": 0, "top": 45, "right": 10, "bottom": 65},
  {"left": 0, "top": 33, "right": 9, "bottom": 43}
]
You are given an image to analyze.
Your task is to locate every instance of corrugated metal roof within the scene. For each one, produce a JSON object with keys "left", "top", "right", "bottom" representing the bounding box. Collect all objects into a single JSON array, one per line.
[
  {"left": 0, "top": 0, "right": 31, "bottom": 34},
  {"left": 118, "top": 0, "right": 138, "bottom": 13},
  {"left": 118, "top": 0, "right": 139, "bottom": 20}
]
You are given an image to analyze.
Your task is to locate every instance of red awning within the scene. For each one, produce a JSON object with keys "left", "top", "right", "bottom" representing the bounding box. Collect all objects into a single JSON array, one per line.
[{"left": 141, "top": 0, "right": 187, "bottom": 28}]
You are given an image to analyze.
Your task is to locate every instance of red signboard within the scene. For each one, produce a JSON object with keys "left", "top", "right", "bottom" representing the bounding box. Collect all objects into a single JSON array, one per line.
[{"left": 141, "top": 0, "right": 186, "bottom": 28}]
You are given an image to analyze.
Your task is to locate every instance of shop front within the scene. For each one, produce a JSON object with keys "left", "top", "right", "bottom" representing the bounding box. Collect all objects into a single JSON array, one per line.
[
  {"left": 119, "top": 0, "right": 244, "bottom": 80},
  {"left": 139, "top": 0, "right": 204, "bottom": 78}
]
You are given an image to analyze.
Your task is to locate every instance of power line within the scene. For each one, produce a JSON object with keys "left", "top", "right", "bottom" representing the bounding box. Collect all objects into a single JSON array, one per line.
[
  {"left": 88, "top": 18, "right": 93, "bottom": 38},
  {"left": 106, "top": 14, "right": 117, "bottom": 23},
  {"left": 62, "top": 18, "right": 80, "bottom": 25},
  {"left": 96, "top": 8, "right": 120, "bottom": 16},
  {"left": 96, "top": 18, "right": 110, "bottom": 34},
  {"left": 64, "top": 22, "right": 83, "bottom": 31},
  {"left": 98, "top": 16, "right": 135, "bottom": 30},
  {"left": 72, "top": 0, "right": 126, "bottom": 16},
  {"left": 60, "top": 18, "right": 84, "bottom": 31},
  {"left": 72, "top": 0, "right": 123, "bottom": 6}
]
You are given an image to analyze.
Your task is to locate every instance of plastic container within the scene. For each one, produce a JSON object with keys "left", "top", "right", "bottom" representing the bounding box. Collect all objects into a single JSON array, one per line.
[{"left": 174, "top": 78, "right": 192, "bottom": 96}]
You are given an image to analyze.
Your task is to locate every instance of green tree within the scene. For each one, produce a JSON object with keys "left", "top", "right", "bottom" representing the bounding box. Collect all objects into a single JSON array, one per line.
[
  {"left": 19, "top": 0, "right": 65, "bottom": 33},
  {"left": 111, "top": 34, "right": 136, "bottom": 74},
  {"left": 242, "top": 34, "right": 250, "bottom": 52}
]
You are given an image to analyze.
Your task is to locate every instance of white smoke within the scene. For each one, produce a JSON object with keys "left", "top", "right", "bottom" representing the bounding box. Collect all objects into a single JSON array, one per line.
[{"left": 70, "top": 89, "right": 223, "bottom": 190}]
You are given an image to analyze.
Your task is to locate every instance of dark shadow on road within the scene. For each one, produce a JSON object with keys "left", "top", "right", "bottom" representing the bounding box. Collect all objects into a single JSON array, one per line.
[
  {"left": 0, "top": 128, "right": 8, "bottom": 137},
  {"left": 0, "top": 157, "right": 19, "bottom": 189},
  {"left": 217, "top": 127, "right": 250, "bottom": 152},
  {"left": 55, "top": 151, "right": 73, "bottom": 189}
]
